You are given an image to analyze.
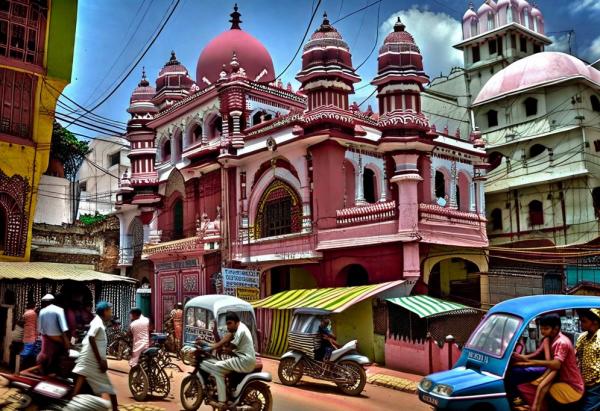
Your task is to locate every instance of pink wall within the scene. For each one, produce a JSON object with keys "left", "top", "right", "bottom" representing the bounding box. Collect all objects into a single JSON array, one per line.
[
  {"left": 385, "top": 337, "right": 462, "bottom": 376},
  {"left": 311, "top": 140, "right": 346, "bottom": 229}
]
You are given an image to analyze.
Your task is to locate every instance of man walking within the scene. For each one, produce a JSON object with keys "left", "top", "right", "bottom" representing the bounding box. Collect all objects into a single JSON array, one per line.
[
  {"left": 20, "top": 301, "right": 38, "bottom": 369},
  {"left": 576, "top": 309, "right": 600, "bottom": 411},
  {"left": 72, "top": 301, "right": 118, "bottom": 411},
  {"left": 37, "top": 294, "right": 69, "bottom": 375},
  {"left": 128, "top": 307, "right": 149, "bottom": 367}
]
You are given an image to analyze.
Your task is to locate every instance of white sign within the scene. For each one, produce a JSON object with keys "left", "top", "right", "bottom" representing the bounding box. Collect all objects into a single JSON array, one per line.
[{"left": 222, "top": 268, "right": 260, "bottom": 289}]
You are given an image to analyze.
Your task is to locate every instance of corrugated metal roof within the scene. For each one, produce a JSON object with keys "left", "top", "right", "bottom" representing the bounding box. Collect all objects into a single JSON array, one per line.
[
  {"left": 0, "top": 262, "right": 136, "bottom": 283},
  {"left": 386, "top": 295, "right": 476, "bottom": 318}
]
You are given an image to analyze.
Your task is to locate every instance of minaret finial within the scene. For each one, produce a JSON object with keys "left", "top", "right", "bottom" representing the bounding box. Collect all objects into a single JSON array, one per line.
[
  {"left": 165, "top": 50, "right": 180, "bottom": 66},
  {"left": 139, "top": 66, "right": 149, "bottom": 87},
  {"left": 230, "top": 3, "right": 242, "bottom": 29},
  {"left": 394, "top": 16, "right": 405, "bottom": 32}
]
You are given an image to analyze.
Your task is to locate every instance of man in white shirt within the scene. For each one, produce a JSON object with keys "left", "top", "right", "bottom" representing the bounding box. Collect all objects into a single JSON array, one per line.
[
  {"left": 36, "top": 294, "right": 69, "bottom": 375},
  {"left": 128, "top": 307, "right": 149, "bottom": 367},
  {"left": 72, "top": 301, "right": 118, "bottom": 411}
]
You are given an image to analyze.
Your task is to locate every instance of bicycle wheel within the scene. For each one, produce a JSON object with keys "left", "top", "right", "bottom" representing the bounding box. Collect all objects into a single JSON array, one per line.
[
  {"left": 128, "top": 364, "right": 149, "bottom": 401},
  {"left": 151, "top": 366, "right": 171, "bottom": 399}
]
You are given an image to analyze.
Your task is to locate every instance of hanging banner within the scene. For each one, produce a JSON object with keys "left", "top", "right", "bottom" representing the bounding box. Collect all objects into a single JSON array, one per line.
[{"left": 222, "top": 268, "right": 260, "bottom": 298}]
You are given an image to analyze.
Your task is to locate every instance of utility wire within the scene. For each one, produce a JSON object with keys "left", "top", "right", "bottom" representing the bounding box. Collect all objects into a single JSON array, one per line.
[
  {"left": 332, "top": 0, "right": 381, "bottom": 24},
  {"left": 354, "top": 0, "right": 381, "bottom": 71}
]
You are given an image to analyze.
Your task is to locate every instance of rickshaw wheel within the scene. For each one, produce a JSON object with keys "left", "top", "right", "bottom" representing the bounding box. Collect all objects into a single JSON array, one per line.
[
  {"left": 128, "top": 364, "right": 149, "bottom": 401},
  {"left": 239, "top": 381, "right": 272, "bottom": 411},
  {"left": 180, "top": 374, "right": 204, "bottom": 411},
  {"left": 336, "top": 360, "right": 366, "bottom": 396},
  {"left": 277, "top": 358, "right": 303, "bottom": 386}
]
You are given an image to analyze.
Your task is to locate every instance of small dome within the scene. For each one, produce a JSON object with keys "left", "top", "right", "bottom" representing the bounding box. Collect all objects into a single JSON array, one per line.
[
  {"left": 516, "top": 0, "right": 530, "bottom": 9},
  {"left": 155, "top": 51, "right": 194, "bottom": 93},
  {"left": 300, "top": 13, "right": 354, "bottom": 72},
  {"left": 375, "top": 17, "right": 427, "bottom": 79},
  {"left": 474, "top": 52, "right": 600, "bottom": 104},
  {"left": 130, "top": 69, "right": 155, "bottom": 103},
  {"left": 496, "top": 0, "right": 511, "bottom": 7},
  {"left": 195, "top": 5, "right": 275, "bottom": 87},
  {"left": 477, "top": 1, "right": 496, "bottom": 16},
  {"left": 463, "top": 4, "right": 477, "bottom": 21},
  {"left": 531, "top": 5, "right": 542, "bottom": 18}
]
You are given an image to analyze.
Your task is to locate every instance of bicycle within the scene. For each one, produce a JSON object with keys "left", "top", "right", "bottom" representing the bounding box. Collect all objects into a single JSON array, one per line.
[
  {"left": 128, "top": 347, "right": 170, "bottom": 401},
  {"left": 150, "top": 333, "right": 183, "bottom": 372}
]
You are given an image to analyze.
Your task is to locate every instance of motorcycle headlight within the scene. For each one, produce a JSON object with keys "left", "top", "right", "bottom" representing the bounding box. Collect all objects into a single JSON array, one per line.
[
  {"left": 432, "top": 384, "right": 454, "bottom": 396},
  {"left": 419, "top": 378, "right": 433, "bottom": 391}
]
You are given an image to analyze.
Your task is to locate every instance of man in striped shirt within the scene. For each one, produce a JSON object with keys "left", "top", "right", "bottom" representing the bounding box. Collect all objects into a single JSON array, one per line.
[{"left": 200, "top": 312, "right": 256, "bottom": 407}]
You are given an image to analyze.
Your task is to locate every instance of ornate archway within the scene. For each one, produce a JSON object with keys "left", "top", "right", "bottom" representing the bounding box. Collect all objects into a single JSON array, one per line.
[
  {"left": 0, "top": 170, "right": 29, "bottom": 257},
  {"left": 254, "top": 179, "right": 302, "bottom": 239}
]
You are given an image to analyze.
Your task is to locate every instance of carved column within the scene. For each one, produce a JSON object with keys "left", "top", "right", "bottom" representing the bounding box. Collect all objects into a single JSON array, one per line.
[
  {"left": 230, "top": 110, "right": 244, "bottom": 148},
  {"left": 390, "top": 153, "right": 422, "bottom": 233},
  {"left": 201, "top": 117, "right": 208, "bottom": 145},
  {"left": 449, "top": 160, "right": 457, "bottom": 209}
]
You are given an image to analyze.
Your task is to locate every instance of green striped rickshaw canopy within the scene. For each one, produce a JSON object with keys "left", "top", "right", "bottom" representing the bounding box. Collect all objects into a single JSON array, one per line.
[
  {"left": 252, "top": 280, "right": 407, "bottom": 313},
  {"left": 386, "top": 295, "right": 477, "bottom": 318}
]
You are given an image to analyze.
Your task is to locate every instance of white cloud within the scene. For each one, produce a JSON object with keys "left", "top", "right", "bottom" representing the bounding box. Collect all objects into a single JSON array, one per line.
[
  {"left": 571, "top": 0, "right": 600, "bottom": 14},
  {"left": 380, "top": 7, "right": 463, "bottom": 79},
  {"left": 585, "top": 35, "right": 600, "bottom": 63},
  {"left": 547, "top": 34, "right": 571, "bottom": 54}
]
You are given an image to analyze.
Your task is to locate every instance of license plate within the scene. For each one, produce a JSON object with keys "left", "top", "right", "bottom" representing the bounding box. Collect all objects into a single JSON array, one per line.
[{"left": 421, "top": 394, "right": 439, "bottom": 406}]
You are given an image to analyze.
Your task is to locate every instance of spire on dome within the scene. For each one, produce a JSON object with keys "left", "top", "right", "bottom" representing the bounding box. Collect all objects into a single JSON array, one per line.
[
  {"left": 230, "top": 3, "right": 242, "bottom": 29},
  {"left": 166, "top": 50, "right": 180, "bottom": 66},
  {"left": 394, "top": 17, "right": 405, "bottom": 32},
  {"left": 318, "top": 12, "right": 333, "bottom": 32},
  {"left": 138, "top": 67, "right": 149, "bottom": 87}
]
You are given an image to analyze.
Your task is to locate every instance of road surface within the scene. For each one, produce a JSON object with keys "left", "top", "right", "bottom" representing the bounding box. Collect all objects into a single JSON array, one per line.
[{"left": 108, "top": 358, "right": 430, "bottom": 411}]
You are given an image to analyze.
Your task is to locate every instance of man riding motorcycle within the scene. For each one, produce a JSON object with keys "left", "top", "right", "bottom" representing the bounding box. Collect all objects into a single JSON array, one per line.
[{"left": 199, "top": 311, "right": 256, "bottom": 410}]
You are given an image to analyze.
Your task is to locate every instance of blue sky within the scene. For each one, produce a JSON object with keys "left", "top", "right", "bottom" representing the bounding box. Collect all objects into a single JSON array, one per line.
[{"left": 60, "top": 0, "right": 600, "bottom": 138}]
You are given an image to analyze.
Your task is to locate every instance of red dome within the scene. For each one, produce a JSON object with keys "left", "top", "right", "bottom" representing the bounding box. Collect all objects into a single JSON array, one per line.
[{"left": 196, "top": 29, "right": 274, "bottom": 87}]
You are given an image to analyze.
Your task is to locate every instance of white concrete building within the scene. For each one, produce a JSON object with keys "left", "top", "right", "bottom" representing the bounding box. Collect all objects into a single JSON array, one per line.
[{"left": 77, "top": 136, "right": 130, "bottom": 217}]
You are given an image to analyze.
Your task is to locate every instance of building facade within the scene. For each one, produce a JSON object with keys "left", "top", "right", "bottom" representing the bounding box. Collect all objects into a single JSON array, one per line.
[
  {"left": 0, "top": 0, "right": 77, "bottom": 261},
  {"left": 116, "top": 7, "right": 488, "bottom": 326}
]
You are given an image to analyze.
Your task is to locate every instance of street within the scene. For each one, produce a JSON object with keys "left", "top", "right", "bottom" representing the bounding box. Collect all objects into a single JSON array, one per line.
[{"left": 107, "top": 358, "right": 429, "bottom": 411}]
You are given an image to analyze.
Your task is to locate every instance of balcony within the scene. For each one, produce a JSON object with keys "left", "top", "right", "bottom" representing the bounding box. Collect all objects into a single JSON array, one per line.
[
  {"left": 418, "top": 204, "right": 488, "bottom": 248},
  {"left": 336, "top": 201, "right": 397, "bottom": 226},
  {"left": 233, "top": 231, "right": 321, "bottom": 264}
]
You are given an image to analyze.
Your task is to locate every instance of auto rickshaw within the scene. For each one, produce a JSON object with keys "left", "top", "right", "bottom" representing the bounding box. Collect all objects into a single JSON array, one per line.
[
  {"left": 277, "top": 308, "right": 371, "bottom": 396},
  {"left": 418, "top": 295, "right": 600, "bottom": 411},
  {"left": 183, "top": 294, "right": 259, "bottom": 349}
]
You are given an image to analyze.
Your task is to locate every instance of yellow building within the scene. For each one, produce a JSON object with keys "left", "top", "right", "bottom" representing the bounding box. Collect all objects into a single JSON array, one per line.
[{"left": 0, "top": 0, "right": 77, "bottom": 261}]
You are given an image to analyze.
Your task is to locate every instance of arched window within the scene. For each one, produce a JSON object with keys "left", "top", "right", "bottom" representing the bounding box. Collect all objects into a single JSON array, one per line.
[
  {"left": 528, "top": 200, "right": 544, "bottom": 226},
  {"left": 363, "top": 168, "right": 376, "bottom": 203},
  {"left": 455, "top": 185, "right": 461, "bottom": 210},
  {"left": 487, "top": 109, "right": 498, "bottom": 127},
  {"left": 522, "top": 8, "right": 529, "bottom": 29},
  {"left": 507, "top": 5, "right": 513, "bottom": 23},
  {"left": 252, "top": 111, "right": 264, "bottom": 126},
  {"left": 0, "top": 206, "right": 5, "bottom": 251},
  {"left": 490, "top": 208, "right": 503, "bottom": 230},
  {"left": 207, "top": 114, "right": 222, "bottom": 140},
  {"left": 591, "top": 95, "right": 600, "bottom": 112},
  {"left": 592, "top": 187, "right": 600, "bottom": 218},
  {"left": 524, "top": 97, "right": 538, "bottom": 116},
  {"left": 533, "top": 17, "right": 538, "bottom": 32},
  {"left": 192, "top": 124, "right": 202, "bottom": 143},
  {"left": 529, "top": 144, "right": 546, "bottom": 158},
  {"left": 488, "top": 151, "right": 503, "bottom": 171},
  {"left": 487, "top": 13, "right": 495, "bottom": 30},
  {"left": 470, "top": 19, "right": 478, "bottom": 36},
  {"left": 435, "top": 171, "right": 446, "bottom": 199},
  {"left": 162, "top": 140, "right": 171, "bottom": 161},
  {"left": 172, "top": 199, "right": 184, "bottom": 240},
  {"left": 255, "top": 179, "right": 302, "bottom": 239}
]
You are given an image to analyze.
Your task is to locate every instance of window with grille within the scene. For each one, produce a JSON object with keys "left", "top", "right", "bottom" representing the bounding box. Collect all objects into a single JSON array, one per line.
[
  {"left": 263, "top": 197, "right": 292, "bottom": 237},
  {"left": 254, "top": 179, "right": 302, "bottom": 240},
  {"left": 0, "top": 1, "right": 46, "bottom": 65},
  {"left": 528, "top": 200, "right": 544, "bottom": 226},
  {"left": 0, "top": 68, "right": 35, "bottom": 139}
]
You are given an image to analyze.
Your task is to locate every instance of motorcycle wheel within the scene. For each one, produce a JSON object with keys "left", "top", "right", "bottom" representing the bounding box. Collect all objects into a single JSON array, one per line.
[
  {"left": 180, "top": 374, "right": 204, "bottom": 411},
  {"left": 277, "top": 357, "right": 303, "bottom": 386},
  {"left": 152, "top": 366, "right": 171, "bottom": 399},
  {"left": 129, "top": 364, "right": 149, "bottom": 401},
  {"left": 335, "top": 360, "right": 367, "bottom": 396},
  {"left": 238, "top": 381, "right": 272, "bottom": 411}
]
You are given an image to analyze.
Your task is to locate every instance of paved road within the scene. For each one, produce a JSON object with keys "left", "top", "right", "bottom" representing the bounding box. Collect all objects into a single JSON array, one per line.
[{"left": 108, "top": 358, "right": 430, "bottom": 411}]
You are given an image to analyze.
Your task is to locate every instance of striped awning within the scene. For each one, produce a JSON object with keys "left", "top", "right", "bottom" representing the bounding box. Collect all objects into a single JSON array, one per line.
[
  {"left": 252, "top": 280, "right": 408, "bottom": 313},
  {"left": 386, "top": 295, "right": 476, "bottom": 318}
]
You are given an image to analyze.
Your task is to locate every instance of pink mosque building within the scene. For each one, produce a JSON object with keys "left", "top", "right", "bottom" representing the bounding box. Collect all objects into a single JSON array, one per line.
[{"left": 115, "top": 6, "right": 489, "bottom": 346}]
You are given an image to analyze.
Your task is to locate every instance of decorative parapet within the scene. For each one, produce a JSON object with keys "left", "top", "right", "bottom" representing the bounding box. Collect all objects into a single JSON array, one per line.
[
  {"left": 336, "top": 201, "right": 397, "bottom": 226},
  {"left": 142, "top": 234, "right": 221, "bottom": 259},
  {"left": 419, "top": 204, "right": 486, "bottom": 226}
]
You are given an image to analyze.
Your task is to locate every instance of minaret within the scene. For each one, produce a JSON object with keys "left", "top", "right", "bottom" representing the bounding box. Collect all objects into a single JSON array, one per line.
[
  {"left": 153, "top": 51, "right": 195, "bottom": 111},
  {"left": 371, "top": 18, "right": 430, "bottom": 135},
  {"left": 125, "top": 69, "right": 159, "bottom": 188},
  {"left": 296, "top": 13, "right": 360, "bottom": 111}
]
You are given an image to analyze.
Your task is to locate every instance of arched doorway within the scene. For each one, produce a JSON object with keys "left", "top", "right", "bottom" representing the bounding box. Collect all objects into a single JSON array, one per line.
[
  {"left": 173, "top": 199, "right": 184, "bottom": 240},
  {"left": 254, "top": 179, "right": 302, "bottom": 240},
  {"left": 340, "top": 264, "right": 369, "bottom": 287},
  {"left": 428, "top": 258, "right": 481, "bottom": 305}
]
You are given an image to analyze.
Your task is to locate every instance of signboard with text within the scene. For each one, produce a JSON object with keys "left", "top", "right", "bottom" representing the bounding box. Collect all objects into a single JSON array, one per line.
[
  {"left": 222, "top": 268, "right": 260, "bottom": 300},
  {"left": 236, "top": 287, "right": 260, "bottom": 302}
]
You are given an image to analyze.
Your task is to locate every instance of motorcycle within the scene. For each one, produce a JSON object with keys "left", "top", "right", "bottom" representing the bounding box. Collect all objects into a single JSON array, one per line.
[
  {"left": 277, "top": 308, "right": 370, "bottom": 396},
  {"left": 180, "top": 343, "right": 272, "bottom": 411},
  {"left": 0, "top": 349, "right": 110, "bottom": 410}
]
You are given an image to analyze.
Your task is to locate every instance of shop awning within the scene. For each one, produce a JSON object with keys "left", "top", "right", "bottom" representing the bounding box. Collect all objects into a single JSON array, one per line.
[
  {"left": 252, "top": 280, "right": 409, "bottom": 313},
  {"left": 0, "top": 262, "right": 136, "bottom": 283},
  {"left": 386, "top": 295, "right": 477, "bottom": 318}
]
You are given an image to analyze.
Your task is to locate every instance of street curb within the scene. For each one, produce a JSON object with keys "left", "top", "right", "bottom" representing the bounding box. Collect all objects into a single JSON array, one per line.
[{"left": 367, "top": 373, "right": 418, "bottom": 394}]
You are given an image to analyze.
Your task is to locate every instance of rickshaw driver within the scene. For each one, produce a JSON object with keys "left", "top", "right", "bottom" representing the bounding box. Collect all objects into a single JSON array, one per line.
[
  {"left": 199, "top": 311, "right": 257, "bottom": 409},
  {"left": 319, "top": 318, "right": 340, "bottom": 361}
]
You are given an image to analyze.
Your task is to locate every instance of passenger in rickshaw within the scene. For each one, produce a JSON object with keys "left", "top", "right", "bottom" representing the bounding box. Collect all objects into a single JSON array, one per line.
[
  {"left": 510, "top": 314, "right": 584, "bottom": 411},
  {"left": 317, "top": 318, "right": 340, "bottom": 362},
  {"left": 575, "top": 309, "right": 600, "bottom": 411}
]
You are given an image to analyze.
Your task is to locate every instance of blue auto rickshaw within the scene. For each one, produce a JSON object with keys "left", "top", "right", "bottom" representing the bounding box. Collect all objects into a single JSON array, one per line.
[{"left": 418, "top": 295, "right": 600, "bottom": 411}]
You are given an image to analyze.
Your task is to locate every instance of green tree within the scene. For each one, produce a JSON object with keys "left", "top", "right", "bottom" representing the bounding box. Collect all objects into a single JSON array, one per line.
[{"left": 50, "top": 120, "right": 90, "bottom": 181}]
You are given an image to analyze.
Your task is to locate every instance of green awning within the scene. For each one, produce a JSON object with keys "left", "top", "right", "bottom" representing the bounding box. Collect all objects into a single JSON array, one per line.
[
  {"left": 252, "top": 280, "right": 408, "bottom": 313},
  {"left": 386, "top": 295, "right": 476, "bottom": 318}
]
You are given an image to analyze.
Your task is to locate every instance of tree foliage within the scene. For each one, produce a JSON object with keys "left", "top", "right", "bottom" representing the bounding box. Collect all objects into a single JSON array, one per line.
[
  {"left": 50, "top": 121, "right": 90, "bottom": 181},
  {"left": 79, "top": 212, "right": 108, "bottom": 226}
]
